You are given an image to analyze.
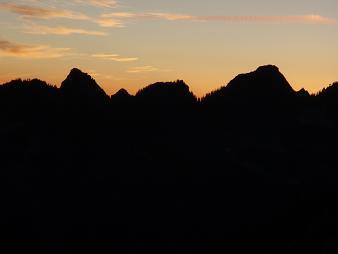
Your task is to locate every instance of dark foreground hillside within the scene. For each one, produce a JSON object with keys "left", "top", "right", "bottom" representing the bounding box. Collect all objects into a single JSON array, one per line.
[{"left": 1, "top": 66, "right": 338, "bottom": 254}]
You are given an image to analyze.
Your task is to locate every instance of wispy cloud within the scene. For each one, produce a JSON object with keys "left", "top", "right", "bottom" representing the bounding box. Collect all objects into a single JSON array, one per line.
[
  {"left": 127, "top": 66, "right": 159, "bottom": 73},
  {"left": 94, "top": 18, "right": 124, "bottom": 27},
  {"left": 102, "top": 12, "right": 193, "bottom": 21},
  {"left": 0, "top": 2, "right": 122, "bottom": 28},
  {"left": 24, "top": 24, "right": 107, "bottom": 36},
  {"left": 75, "top": 0, "right": 117, "bottom": 8},
  {"left": 0, "top": 3, "right": 89, "bottom": 20},
  {"left": 103, "top": 12, "right": 337, "bottom": 25},
  {"left": 195, "top": 15, "right": 337, "bottom": 24},
  {"left": 2, "top": 3, "right": 334, "bottom": 27},
  {"left": 93, "top": 53, "right": 138, "bottom": 62},
  {"left": 87, "top": 69, "right": 114, "bottom": 80},
  {"left": 0, "top": 40, "right": 71, "bottom": 58}
]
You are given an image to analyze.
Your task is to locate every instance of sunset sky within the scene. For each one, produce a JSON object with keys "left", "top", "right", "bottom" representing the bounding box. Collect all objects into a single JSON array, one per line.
[{"left": 0, "top": 0, "right": 337, "bottom": 96}]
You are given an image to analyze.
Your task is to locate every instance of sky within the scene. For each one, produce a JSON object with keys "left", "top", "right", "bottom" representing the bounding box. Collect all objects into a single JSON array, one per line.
[{"left": 0, "top": 0, "right": 337, "bottom": 96}]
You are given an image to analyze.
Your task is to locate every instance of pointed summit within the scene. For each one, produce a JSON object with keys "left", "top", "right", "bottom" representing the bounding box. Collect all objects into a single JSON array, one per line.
[
  {"left": 60, "top": 68, "right": 108, "bottom": 103},
  {"left": 111, "top": 88, "right": 134, "bottom": 105},
  {"left": 112, "top": 88, "right": 131, "bottom": 99}
]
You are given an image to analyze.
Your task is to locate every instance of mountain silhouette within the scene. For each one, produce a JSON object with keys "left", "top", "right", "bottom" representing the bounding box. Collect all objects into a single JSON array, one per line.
[
  {"left": 200, "top": 65, "right": 312, "bottom": 130},
  {"left": 318, "top": 82, "right": 338, "bottom": 102},
  {"left": 297, "top": 88, "right": 310, "bottom": 97},
  {"left": 136, "top": 80, "right": 197, "bottom": 106},
  {"left": 226, "top": 65, "right": 295, "bottom": 97},
  {"left": 0, "top": 78, "right": 57, "bottom": 98},
  {"left": 111, "top": 88, "right": 133, "bottom": 103},
  {"left": 316, "top": 82, "right": 338, "bottom": 123},
  {"left": 60, "top": 68, "right": 109, "bottom": 104},
  {"left": 0, "top": 79, "right": 59, "bottom": 117},
  {"left": 202, "top": 65, "right": 301, "bottom": 105},
  {"left": 1, "top": 65, "right": 338, "bottom": 254},
  {"left": 112, "top": 88, "right": 131, "bottom": 99}
]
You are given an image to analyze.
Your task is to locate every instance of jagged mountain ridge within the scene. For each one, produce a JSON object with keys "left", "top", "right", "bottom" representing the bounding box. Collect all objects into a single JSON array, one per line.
[
  {"left": 60, "top": 68, "right": 109, "bottom": 103},
  {"left": 202, "top": 65, "right": 306, "bottom": 105},
  {"left": 1, "top": 65, "right": 338, "bottom": 254},
  {"left": 1, "top": 65, "right": 337, "bottom": 107}
]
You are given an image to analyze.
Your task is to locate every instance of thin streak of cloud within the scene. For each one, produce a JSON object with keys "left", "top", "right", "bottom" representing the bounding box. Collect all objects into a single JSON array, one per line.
[
  {"left": 0, "top": 2, "right": 123, "bottom": 28},
  {"left": 0, "top": 3, "right": 89, "bottom": 20},
  {"left": 24, "top": 24, "right": 107, "bottom": 36},
  {"left": 196, "top": 15, "right": 337, "bottom": 24},
  {"left": 127, "top": 66, "right": 159, "bottom": 73},
  {"left": 0, "top": 40, "right": 71, "bottom": 58},
  {"left": 87, "top": 70, "right": 114, "bottom": 80},
  {"left": 102, "top": 12, "right": 193, "bottom": 21},
  {"left": 94, "top": 18, "right": 124, "bottom": 27},
  {"left": 93, "top": 53, "right": 138, "bottom": 62},
  {"left": 103, "top": 12, "right": 337, "bottom": 24},
  {"left": 75, "top": 0, "right": 117, "bottom": 8}
]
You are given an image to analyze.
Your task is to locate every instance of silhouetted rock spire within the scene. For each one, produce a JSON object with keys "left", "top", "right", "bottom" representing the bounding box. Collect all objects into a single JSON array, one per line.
[{"left": 60, "top": 68, "right": 109, "bottom": 103}]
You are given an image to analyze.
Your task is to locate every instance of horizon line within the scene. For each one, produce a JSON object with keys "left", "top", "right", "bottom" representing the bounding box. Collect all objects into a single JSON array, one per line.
[{"left": 1, "top": 65, "right": 337, "bottom": 98}]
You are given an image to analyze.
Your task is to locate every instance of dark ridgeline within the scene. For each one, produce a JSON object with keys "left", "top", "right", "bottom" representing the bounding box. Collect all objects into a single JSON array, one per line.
[
  {"left": 111, "top": 88, "right": 133, "bottom": 104},
  {"left": 136, "top": 80, "right": 197, "bottom": 106},
  {"left": 204, "top": 65, "right": 295, "bottom": 100},
  {"left": 202, "top": 65, "right": 303, "bottom": 122},
  {"left": 60, "top": 68, "right": 109, "bottom": 101},
  {"left": 1, "top": 65, "right": 338, "bottom": 254}
]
